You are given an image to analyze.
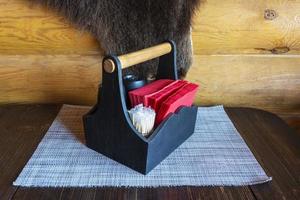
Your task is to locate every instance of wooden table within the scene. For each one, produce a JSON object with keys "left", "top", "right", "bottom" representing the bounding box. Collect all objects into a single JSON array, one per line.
[{"left": 0, "top": 105, "right": 299, "bottom": 200}]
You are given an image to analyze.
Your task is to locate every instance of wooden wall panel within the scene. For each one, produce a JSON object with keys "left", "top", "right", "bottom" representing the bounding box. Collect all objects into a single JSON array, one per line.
[
  {"left": 1, "top": 54, "right": 299, "bottom": 116},
  {"left": 0, "top": 0, "right": 299, "bottom": 116},
  {"left": 187, "top": 55, "right": 300, "bottom": 115},
  {"left": 0, "top": 0, "right": 100, "bottom": 55},
  {"left": 1, "top": 0, "right": 300, "bottom": 55},
  {"left": 192, "top": 0, "right": 300, "bottom": 55},
  {"left": 0, "top": 55, "right": 101, "bottom": 104}
]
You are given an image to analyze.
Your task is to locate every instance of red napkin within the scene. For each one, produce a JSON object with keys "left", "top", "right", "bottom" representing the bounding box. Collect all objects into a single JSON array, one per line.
[
  {"left": 155, "top": 83, "right": 199, "bottom": 125},
  {"left": 144, "top": 80, "right": 188, "bottom": 113},
  {"left": 128, "top": 79, "right": 199, "bottom": 127},
  {"left": 128, "top": 79, "right": 173, "bottom": 107}
]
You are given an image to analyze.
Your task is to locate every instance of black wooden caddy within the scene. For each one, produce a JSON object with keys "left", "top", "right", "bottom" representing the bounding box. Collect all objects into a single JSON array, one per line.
[{"left": 83, "top": 41, "right": 198, "bottom": 174}]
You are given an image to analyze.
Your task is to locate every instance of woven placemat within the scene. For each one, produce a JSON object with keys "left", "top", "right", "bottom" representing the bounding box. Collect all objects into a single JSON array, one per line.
[{"left": 14, "top": 105, "right": 271, "bottom": 187}]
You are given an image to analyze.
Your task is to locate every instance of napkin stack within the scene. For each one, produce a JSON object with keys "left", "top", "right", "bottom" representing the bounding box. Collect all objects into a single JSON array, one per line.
[{"left": 128, "top": 79, "right": 199, "bottom": 136}]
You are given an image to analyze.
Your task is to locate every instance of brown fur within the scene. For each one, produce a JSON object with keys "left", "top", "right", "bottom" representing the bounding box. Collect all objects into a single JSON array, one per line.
[{"left": 29, "top": 0, "right": 201, "bottom": 78}]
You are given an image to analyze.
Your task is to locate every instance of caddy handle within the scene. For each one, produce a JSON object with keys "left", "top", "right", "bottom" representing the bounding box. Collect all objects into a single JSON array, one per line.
[{"left": 103, "top": 42, "right": 172, "bottom": 73}]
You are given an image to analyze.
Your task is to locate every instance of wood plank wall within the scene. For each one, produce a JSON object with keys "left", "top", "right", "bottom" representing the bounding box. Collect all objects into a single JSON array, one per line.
[{"left": 0, "top": 0, "right": 299, "bottom": 117}]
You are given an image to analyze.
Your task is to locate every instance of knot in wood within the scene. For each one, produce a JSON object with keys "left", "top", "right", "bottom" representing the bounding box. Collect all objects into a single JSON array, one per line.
[
  {"left": 271, "top": 47, "right": 290, "bottom": 54},
  {"left": 264, "top": 9, "right": 277, "bottom": 20}
]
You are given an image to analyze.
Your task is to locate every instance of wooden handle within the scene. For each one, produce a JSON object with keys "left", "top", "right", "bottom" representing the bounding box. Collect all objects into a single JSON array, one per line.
[{"left": 103, "top": 42, "right": 172, "bottom": 73}]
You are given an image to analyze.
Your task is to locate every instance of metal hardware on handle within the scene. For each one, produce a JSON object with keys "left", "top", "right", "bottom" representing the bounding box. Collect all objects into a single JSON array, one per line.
[{"left": 103, "top": 42, "right": 172, "bottom": 73}]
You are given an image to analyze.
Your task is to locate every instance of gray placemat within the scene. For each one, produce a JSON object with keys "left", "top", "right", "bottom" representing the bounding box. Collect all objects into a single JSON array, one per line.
[{"left": 14, "top": 105, "right": 271, "bottom": 187}]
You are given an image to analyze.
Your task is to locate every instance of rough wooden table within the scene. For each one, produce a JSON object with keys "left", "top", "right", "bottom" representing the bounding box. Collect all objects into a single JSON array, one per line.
[{"left": 0, "top": 105, "right": 299, "bottom": 200}]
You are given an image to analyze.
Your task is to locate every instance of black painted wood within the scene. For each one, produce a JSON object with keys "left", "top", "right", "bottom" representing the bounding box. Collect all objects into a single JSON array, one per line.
[{"left": 83, "top": 41, "right": 198, "bottom": 174}]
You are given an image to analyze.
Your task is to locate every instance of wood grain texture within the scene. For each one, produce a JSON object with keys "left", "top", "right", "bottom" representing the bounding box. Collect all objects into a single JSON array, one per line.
[
  {"left": 1, "top": 54, "right": 299, "bottom": 117},
  {"left": 187, "top": 55, "right": 300, "bottom": 115},
  {"left": 226, "top": 107, "right": 300, "bottom": 200},
  {"left": 1, "top": 0, "right": 300, "bottom": 55},
  {"left": 191, "top": 0, "right": 300, "bottom": 55},
  {"left": 0, "top": 105, "right": 299, "bottom": 199},
  {"left": 0, "top": 54, "right": 101, "bottom": 105},
  {"left": 0, "top": 105, "right": 61, "bottom": 200},
  {"left": 0, "top": 0, "right": 299, "bottom": 116},
  {"left": 0, "top": 0, "right": 101, "bottom": 55},
  {"left": 118, "top": 42, "right": 172, "bottom": 69}
]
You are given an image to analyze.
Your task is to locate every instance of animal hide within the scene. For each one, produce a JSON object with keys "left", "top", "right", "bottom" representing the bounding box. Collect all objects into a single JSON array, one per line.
[{"left": 29, "top": 0, "right": 201, "bottom": 79}]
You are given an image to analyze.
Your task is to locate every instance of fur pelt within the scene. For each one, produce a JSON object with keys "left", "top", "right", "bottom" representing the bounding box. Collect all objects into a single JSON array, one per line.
[{"left": 30, "top": 0, "right": 201, "bottom": 79}]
